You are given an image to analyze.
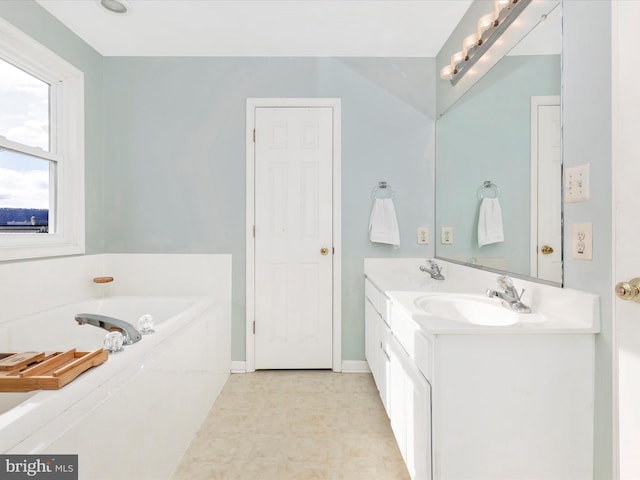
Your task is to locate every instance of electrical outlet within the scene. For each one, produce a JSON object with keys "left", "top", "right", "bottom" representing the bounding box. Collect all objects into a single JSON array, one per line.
[
  {"left": 441, "top": 226, "right": 453, "bottom": 245},
  {"left": 565, "top": 164, "right": 590, "bottom": 203},
  {"left": 571, "top": 223, "right": 592, "bottom": 260},
  {"left": 417, "top": 227, "right": 429, "bottom": 245}
]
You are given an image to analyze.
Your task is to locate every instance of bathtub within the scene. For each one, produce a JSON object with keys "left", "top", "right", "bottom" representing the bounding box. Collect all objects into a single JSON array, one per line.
[{"left": 0, "top": 295, "right": 230, "bottom": 479}]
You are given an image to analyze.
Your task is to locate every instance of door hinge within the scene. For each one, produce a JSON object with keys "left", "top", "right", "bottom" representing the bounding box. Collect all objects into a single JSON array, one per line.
[
  {"left": 253, "top": 320, "right": 256, "bottom": 334},
  {"left": 253, "top": 128, "right": 256, "bottom": 142},
  {"left": 253, "top": 225, "right": 255, "bottom": 238}
]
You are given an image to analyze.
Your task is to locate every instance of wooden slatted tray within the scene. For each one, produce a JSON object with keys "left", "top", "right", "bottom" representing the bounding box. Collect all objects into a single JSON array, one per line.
[{"left": 0, "top": 349, "right": 108, "bottom": 392}]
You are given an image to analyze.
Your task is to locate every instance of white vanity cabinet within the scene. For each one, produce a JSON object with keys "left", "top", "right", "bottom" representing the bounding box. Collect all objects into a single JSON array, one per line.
[{"left": 364, "top": 273, "right": 595, "bottom": 480}]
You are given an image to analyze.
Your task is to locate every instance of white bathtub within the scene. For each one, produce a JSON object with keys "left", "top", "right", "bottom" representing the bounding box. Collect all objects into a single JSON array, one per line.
[{"left": 0, "top": 295, "right": 230, "bottom": 479}]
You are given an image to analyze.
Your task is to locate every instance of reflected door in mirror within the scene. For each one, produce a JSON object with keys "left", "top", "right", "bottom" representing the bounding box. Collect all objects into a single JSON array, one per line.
[{"left": 532, "top": 97, "right": 561, "bottom": 283}]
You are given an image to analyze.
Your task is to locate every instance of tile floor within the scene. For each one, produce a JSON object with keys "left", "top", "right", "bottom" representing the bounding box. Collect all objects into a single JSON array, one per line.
[{"left": 172, "top": 371, "right": 410, "bottom": 480}]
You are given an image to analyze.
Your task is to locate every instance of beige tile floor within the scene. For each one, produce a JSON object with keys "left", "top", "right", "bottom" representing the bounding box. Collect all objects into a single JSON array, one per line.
[{"left": 172, "top": 371, "right": 410, "bottom": 480}]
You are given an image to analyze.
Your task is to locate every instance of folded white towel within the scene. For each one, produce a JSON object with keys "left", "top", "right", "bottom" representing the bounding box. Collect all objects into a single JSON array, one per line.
[
  {"left": 478, "top": 197, "right": 504, "bottom": 247},
  {"left": 369, "top": 198, "right": 400, "bottom": 247}
]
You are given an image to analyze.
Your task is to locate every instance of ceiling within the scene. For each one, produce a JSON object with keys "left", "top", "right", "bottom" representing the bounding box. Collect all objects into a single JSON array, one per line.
[{"left": 35, "top": 0, "right": 473, "bottom": 57}]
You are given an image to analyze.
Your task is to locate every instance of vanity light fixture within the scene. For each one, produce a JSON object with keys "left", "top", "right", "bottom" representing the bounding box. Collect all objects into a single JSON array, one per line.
[
  {"left": 440, "top": 0, "right": 532, "bottom": 85},
  {"left": 100, "top": 0, "right": 131, "bottom": 14}
]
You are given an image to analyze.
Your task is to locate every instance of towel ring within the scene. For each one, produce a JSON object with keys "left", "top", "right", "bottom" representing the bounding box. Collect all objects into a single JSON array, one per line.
[
  {"left": 372, "top": 181, "right": 395, "bottom": 199},
  {"left": 478, "top": 181, "right": 499, "bottom": 199}
]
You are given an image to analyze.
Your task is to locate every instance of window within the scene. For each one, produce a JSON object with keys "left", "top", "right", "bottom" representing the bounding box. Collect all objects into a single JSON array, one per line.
[{"left": 0, "top": 18, "right": 84, "bottom": 260}]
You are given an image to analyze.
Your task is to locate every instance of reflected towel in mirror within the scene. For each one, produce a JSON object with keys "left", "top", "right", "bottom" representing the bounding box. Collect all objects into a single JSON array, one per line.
[
  {"left": 369, "top": 198, "right": 400, "bottom": 247},
  {"left": 478, "top": 197, "right": 504, "bottom": 247}
]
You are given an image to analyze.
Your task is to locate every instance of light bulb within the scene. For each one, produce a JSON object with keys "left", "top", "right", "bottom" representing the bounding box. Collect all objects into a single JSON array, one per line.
[
  {"left": 439, "top": 65, "right": 453, "bottom": 80},
  {"left": 462, "top": 33, "right": 479, "bottom": 59},
  {"left": 451, "top": 51, "right": 465, "bottom": 66},
  {"left": 477, "top": 13, "right": 496, "bottom": 42},
  {"left": 494, "top": 0, "right": 511, "bottom": 12}
]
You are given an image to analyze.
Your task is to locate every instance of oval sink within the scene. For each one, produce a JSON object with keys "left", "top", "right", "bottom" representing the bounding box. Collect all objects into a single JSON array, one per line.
[{"left": 414, "top": 294, "right": 520, "bottom": 326}]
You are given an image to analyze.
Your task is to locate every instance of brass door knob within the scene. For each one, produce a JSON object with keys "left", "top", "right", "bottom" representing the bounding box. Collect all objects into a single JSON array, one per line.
[
  {"left": 615, "top": 278, "right": 640, "bottom": 302},
  {"left": 320, "top": 247, "right": 329, "bottom": 256},
  {"left": 540, "top": 245, "right": 554, "bottom": 255}
]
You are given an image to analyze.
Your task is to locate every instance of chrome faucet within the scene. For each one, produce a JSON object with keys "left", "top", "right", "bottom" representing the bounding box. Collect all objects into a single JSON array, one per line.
[
  {"left": 419, "top": 259, "right": 445, "bottom": 280},
  {"left": 75, "top": 313, "right": 142, "bottom": 345},
  {"left": 486, "top": 275, "right": 531, "bottom": 313}
]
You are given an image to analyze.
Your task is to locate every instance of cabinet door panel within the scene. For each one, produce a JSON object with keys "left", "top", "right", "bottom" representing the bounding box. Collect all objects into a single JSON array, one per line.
[
  {"left": 378, "top": 315, "right": 391, "bottom": 415},
  {"left": 406, "top": 359, "right": 432, "bottom": 480},
  {"left": 388, "top": 335, "right": 408, "bottom": 461},
  {"left": 365, "top": 298, "right": 379, "bottom": 383}
]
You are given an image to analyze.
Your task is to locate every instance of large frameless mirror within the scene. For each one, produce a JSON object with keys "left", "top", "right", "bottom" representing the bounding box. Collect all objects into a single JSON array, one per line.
[{"left": 435, "top": 1, "right": 562, "bottom": 285}]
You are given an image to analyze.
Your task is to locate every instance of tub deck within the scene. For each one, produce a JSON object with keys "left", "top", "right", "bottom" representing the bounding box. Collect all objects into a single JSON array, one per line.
[{"left": 0, "top": 295, "right": 230, "bottom": 479}]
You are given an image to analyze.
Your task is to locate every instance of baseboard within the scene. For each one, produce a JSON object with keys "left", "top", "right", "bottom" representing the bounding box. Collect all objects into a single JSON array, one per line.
[
  {"left": 230, "top": 361, "right": 246, "bottom": 373},
  {"left": 232, "top": 360, "right": 369, "bottom": 373},
  {"left": 341, "top": 360, "right": 371, "bottom": 373}
]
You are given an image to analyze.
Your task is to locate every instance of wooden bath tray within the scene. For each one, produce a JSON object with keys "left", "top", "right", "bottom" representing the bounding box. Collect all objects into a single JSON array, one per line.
[{"left": 0, "top": 349, "right": 108, "bottom": 392}]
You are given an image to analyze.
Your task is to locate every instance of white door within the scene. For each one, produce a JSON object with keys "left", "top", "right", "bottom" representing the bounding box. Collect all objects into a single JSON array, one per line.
[
  {"left": 531, "top": 97, "right": 562, "bottom": 283},
  {"left": 254, "top": 107, "right": 333, "bottom": 369},
  {"left": 613, "top": 2, "right": 640, "bottom": 477}
]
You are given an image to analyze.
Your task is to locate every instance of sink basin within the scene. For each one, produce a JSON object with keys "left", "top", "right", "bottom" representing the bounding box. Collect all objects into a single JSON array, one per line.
[{"left": 414, "top": 294, "right": 521, "bottom": 326}]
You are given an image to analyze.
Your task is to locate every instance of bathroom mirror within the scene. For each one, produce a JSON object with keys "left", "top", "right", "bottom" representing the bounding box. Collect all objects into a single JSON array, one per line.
[{"left": 435, "top": 2, "right": 562, "bottom": 285}]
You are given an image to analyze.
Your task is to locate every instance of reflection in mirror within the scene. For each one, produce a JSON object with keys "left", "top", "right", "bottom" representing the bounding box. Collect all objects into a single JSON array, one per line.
[{"left": 435, "top": 3, "right": 562, "bottom": 284}]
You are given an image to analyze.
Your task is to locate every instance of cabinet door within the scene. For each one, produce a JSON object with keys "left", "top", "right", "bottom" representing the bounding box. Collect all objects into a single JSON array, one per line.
[
  {"left": 364, "top": 298, "right": 379, "bottom": 385},
  {"left": 388, "top": 335, "right": 408, "bottom": 461},
  {"left": 377, "top": 315, "right": 391, "bottom": 414},
  {"left": 405, "top": 358, "right": 432, "bottom": 480},
  {"left": 389, "top": 333, "right": 432, "bottom": 480}
]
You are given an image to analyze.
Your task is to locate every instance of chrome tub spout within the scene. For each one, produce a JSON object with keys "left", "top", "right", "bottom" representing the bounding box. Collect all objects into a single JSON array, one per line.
[{"left": 75, "top": 313, "right": 142, "bottom": 345}]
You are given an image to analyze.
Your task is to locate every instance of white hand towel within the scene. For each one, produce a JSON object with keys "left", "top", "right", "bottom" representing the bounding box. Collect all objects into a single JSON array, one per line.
[
  {"left": 369, "top": 198, "right": 400, "bottom": 247},
  {"left": 478, "top": 197, "right": 504, "bottom": 247}
]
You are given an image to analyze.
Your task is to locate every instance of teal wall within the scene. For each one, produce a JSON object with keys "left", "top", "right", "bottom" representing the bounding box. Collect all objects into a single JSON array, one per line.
[
  {"left": 436, "top": 54, "right": 560, "bottom": 275},
  {"left": 101, "top": 56, "right": 435, "bottom": 361},
  {"left": 0, "top": 1, "right": 105, "bottom": 254},
  {"left": 562, "top": 2, "right": 613, "bottom": 478}
]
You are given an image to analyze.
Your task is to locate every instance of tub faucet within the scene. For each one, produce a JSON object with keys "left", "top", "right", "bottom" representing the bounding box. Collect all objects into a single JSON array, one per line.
[
  {"left": 486, "top": 275, "right": 531, "bottom": 314},
  {"left": 75, "top": 313, "right": 142, "bottom": 345},
  {"left": 419, "top": 259, "right": 445, "bottom": 280}
]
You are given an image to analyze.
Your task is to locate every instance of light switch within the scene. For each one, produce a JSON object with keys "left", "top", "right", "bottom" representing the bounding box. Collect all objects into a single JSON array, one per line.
[
  {"left": 417, "top": 227, "right": 429, "bottom": 245},
  {"left": 565, "top": 164, "right": 590, "bottom": 203},
  {"left": 441, "top": 226, "right": 453, "bottom": 245},
  {"left": 571, "top": 223, "right": 592, "bottom": 260}
]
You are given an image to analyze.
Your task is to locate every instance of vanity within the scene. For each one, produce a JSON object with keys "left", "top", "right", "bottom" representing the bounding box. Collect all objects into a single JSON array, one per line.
[{"left": 364, "top": 258, "right": 599, "bottom": 480}]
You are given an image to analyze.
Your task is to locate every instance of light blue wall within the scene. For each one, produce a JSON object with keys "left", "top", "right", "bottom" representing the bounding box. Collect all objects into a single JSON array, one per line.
[
  {"left": 562, "top": 2, "right": 613, "bottom": 478},
  {"left": 0, "top": 1, "right": 105, "bottom": 255},
  {"left": 102, "top": 56, "right": 435, "bottom": 361},
  {"left": 436, "top": 55, "right": 560, "bottom": 275}
]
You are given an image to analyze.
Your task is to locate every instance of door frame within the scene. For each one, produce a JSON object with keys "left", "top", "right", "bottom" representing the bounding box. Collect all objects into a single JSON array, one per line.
[
  {"left": 245, "top": 98, "right": 342, "bottom": 373},
  {"left": 529, "top": 95, "right": 561, "bottom": 280}
]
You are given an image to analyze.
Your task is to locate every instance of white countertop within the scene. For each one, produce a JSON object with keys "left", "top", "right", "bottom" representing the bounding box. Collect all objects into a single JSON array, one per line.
[{"left": 364, "top": 260, "right": 600, "bottom": 335}]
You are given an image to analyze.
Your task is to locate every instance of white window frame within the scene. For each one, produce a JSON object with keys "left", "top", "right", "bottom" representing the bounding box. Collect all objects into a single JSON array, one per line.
[{"left": 0, "top": 18, "right": 85, "bottom": 261}]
